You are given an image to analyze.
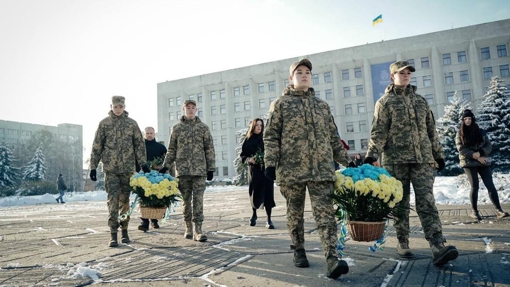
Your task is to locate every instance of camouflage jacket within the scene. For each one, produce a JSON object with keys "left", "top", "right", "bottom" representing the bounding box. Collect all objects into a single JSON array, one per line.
[
  {"left": 89, "top": 111, "right": 147, "bottom": 174},
  {"left": 263, "top": 86, "right": 348, "bottom": 185},
  {"left": 366, "top": 84, "right": 444, "bottom": 165},
  {"left": 163, "top": 116, "right": 216, "bottom": 177},
  {"left": 455, "top": 129, "right": 492, "bottom": 167}
]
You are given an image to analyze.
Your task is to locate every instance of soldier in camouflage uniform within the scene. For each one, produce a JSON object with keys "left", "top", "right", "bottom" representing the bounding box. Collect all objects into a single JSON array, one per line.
[
  {"left": 264, "top": 59, "right": 350, "bottom": 279},
  {"left": 162, "top": 99, "right": 215, "bottom": 242},
  {"left": 89, "top": 96, "right": 149, "bottom": 247},
  {"left": 364, "top": 61, "right": 458, "bottom": 266}
]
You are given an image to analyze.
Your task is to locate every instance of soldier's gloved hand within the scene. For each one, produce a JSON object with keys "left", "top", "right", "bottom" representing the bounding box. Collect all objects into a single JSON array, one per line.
[
  {"left": 264, "top": 167, "right": 276, "bottom": 181},
  {"left": 363, "top": 157, "right": 377, "bottom": 165},
  {"left": 207, "top": 171, "right": 214, "bottom": 181},
  {"left": 90, "top": 169, "right": 97, "bottom": 181},
  {"left": 141, "top": 164, "right": 150, "bottom": 173},
  {"left": 348, "top": 162, "right": 356, "bottom": 168},
  {"left": 435, "top": 158, "right": 445, "bottom": 172},
  {"left": 159, "top": 167, "right": 168, "bottom": 174}
]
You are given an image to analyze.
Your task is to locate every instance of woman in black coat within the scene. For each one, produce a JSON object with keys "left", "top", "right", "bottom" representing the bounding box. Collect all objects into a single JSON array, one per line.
[
  {"left": 240, "top": 118, "right": 276, "bottom": 229},
  {"left": 455, "top": 109, "right": 509, "bottom": 221}
]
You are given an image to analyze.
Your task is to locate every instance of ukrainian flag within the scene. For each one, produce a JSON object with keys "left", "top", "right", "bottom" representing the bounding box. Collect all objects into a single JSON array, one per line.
[{"left": 372, "top": 14, "right": 383, "bottom": 26}]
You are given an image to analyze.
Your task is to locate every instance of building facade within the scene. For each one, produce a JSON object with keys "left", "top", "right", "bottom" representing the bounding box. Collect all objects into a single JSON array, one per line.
[{"left": 157, "top": 19, "right": 510, "bottom": 179}]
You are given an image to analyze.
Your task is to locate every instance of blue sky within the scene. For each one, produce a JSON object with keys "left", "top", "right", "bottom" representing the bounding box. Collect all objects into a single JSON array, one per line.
[{"left": 1, "top": 0, "right": 509, "bottom": 162}]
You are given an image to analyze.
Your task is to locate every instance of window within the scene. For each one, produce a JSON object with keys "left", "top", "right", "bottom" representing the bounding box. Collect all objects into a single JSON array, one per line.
[
  {"left": 312, "top": 74, "right": 319, "bottom": 85},
  {"left": 357, "top": 103, "right": 365, "bottom": 113},
  {"left": 234, "top": 102, "right": 241, "bottom": 112},
  {"left": 424, "top": 94, "right": 434, "bottom": 105},
  {"left": 343, "top": 87, "right": 351, "bottom": 98},
  {"left": 169, "top": 112, "right": 174, "bottom": 121},
  {"left": 462, "top": 90, "right": 471, "bottom": 101},
  {"left": 315, "top": 90, "right": 321, "bottom": 98},
  {"left": 284, "top": 79, "right": 289, "bottom": 87},
  {"left": 195, "top": 110, "right": 200, "bottom": 117},
  {"left": 210, "top": 91, "right": 216, "bottom": 100},
  {"left": 497, "top": 45, "right": 507, "bottom": 57},
  {"left": 244, "top": 117, "right": 251, "bottom": 126},
  {"left": 359, "top": 120, "right": 367, "bottom": 132},
  {"left": 220, "top": 104, "right": 226, "bottom": 114},
  {"left": 423, "top": 75, "right": 432, "bottom": 87},
  {"left": 268, "top": 81, "right": 275, "bottom": 91},
  {"left": 220, "top": 89, "right": 225, "bottom": 99},
  {"left": 176, "top": 96, "right": 181, "bottom": 105},
  {"left": 234, "top": 87, "right": 240, "bottom": 97},
  {"left": 342, "top": 69, "right": 349, "bottom": 80},
  {"left": 354, "top": 67, "right": 362, "bottom": 78},
  {"left": 410, "top": 77, "right": 417, "bottom": 86},
  {"left": 360, "top": 139, "right": 368, "bottom": 150},
  {"left": 483, "top": 67, "right": 493, "bottom": 79},
  {"left": 211, "top": 121, "right": 218, "bottom": 130},
  {"left": 348, "top": 140, "right": 356, "bottom": 150},
  {"left": 214, "top": 167, "right": 219, "bottom": 175},
  {"left": 346, "top": 122, "right": 354, "bottom": 133},
  {"left": 221, "top": 135, "right": 227, "bottom": 144},
  {"left": 446, "top": 91, "right": 455, "bottom": 103},
  {"left": 168, "top": 98, "right": 174, "bottom": 107},
  {"left": 500, "top": 64, "right": 510, "bottom": 77},
  {"left": 442, "top": 53, "right": 451, "bottom": 65},
  {"left": 221, "top": 120, "right": 226, "bottom": 130},
  {"left": 235, "top": 118, "right": 242, "bottom": 127},
  {"left": 223, "top": 166, "right": 229, "bottom": 176},
  {"left": 324, "top": 72, "right": 332, "bottom": 83},
  {"left": 259, "top": 99, "right": 266, "bottom": 109},
  {"left": 0, "top": 128, "right": 4, "bottom": 134},
  {"left": 356, "top": 85, "right": 363, "bottom": 96},
  {"left": 456, "top": 71, "right": 468, "bottom": 83},
  {"left": 457, "top": 51, "right": 467, "bottom": 63},
  {"left": 197, "top": 93, "right": 203, "bottom": 102},
  {"left": 189, "top": 94, "right": 195, "bottom": 101},
  {"left": 481, "top": 47, "right": 490, "bottom": 60},
  {"left": 222, "top": 151, "right": 228, "bottom": 160},
  {"left": 444, "top": 72, "right": 453, "bottom": 85},
  {"left": 269, "top": 97, "right": 276, "bottom": 103},
  {"left": 244, "top": 101, "right": 251, "bottom": 111},
  {"left": 258, "top": 83, "right": 264, "bottom": 93},
  {"left": 421, "top": 57, "right": 430, "bottom": 68},
  {"left": 345, "top": 104, "right": 352, "bottom": 115},
  {"left": 243, "top": 85, "right": 250, "bottom": 95},
  {"left": 211, "top": 106, "right": 217, "bottom": 115},
  {"left": 407, "top": 59, "right": 415, "bottom": 67},
  {"left": 325, "top": 89, "right": 333, "bottom": 100}
]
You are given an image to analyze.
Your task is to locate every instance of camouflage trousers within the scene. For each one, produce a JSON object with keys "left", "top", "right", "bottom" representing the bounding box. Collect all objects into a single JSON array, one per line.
[
  {"left": 280, "top": 181, "right": 338, "bottom": 258},
  {"left": 105, "top": 173, "right": 131, "bottom": 233},
  {"left": 385, "top": 163, "right": 444, "bottom": 245},
  {"left": 179, "top": 176, "right": 206, "bottom": 223}
]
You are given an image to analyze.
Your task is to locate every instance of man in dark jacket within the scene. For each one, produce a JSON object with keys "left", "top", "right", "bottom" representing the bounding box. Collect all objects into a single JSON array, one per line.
[{"left": 56, "top": 174, "right": 67, "bottom": 203}]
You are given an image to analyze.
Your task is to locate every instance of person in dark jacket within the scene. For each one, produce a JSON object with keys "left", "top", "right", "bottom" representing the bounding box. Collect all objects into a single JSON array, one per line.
[
  {"left": 138, "top": 126, "right": 168, "bottom": 232},
  {"left": 56, "top": 174, "right": 67, "bottom": 203},
  {"left": 354, "top": 154, "right": 363, "bottom": 167},
  {"left": 455, "top": 109, "right": 509, "bottom": 221},
  {"left": 240, "top": 118, "right": 276, "bottom": 229}
]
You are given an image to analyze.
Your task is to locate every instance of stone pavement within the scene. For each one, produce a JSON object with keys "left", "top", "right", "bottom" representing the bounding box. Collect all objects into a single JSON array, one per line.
[{"left": 0, "top": 187, "right": 509, "bottom": 287}]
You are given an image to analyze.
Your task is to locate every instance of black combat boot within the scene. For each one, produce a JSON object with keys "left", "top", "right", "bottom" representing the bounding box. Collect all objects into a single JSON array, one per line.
[
  {"left": 121, "top": 229, "right": 130, "bottom": 243},
  {"left": 138, "top": 218, "right": 149, "bottom": 232},
  {"left": 151, "top": 219, "right": 160, "bottom": 229},
  {"left": 293, "top": 249, "right": 309, "bottom": 268},
  {"left": 109, "top": 233, "right": 118, "bottom": 247},
  {"left": 326, "top": 255, "right": 349, "bottom": 279}
]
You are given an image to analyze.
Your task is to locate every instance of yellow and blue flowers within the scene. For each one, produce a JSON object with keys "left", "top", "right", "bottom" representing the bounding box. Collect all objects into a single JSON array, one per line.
[{"left": 130, "top": 171, "right": 180, "bottom": 207}]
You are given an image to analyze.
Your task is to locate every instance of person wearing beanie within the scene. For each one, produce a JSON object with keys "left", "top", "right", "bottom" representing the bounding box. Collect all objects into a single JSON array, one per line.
[{"left": 456, "top": 109, "right": 509, "bottom": 220}]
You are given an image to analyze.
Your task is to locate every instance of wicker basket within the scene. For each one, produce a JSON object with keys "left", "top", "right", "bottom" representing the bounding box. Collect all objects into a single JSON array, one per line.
[
  {"left": 347, "top": 221, "right": 386, "bottom": 242},
  {"left": 140, "top": 206, "right": 167, "bottom": 219}
]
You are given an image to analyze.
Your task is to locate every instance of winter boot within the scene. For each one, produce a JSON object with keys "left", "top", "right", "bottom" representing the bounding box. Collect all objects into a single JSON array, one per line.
[
  {"left": 151, "top": 219, "right": 160, "bottom": 229},
  {"left": 470, "top": 210, "right": 482, "bottom": 221},
  {"left": 121, "top": 229, "right": 130, "bottom": 243},
  {"left": 193, "top": 222, "right": 207, "bottom": 242},
  {"left": 326, "top": 255, "right": 349, "bottom": 279},
  {"left": 495, "top": 209, "right": 509, "bottom": 219},
  {"left": 396, "top": 242, "right": 414, "bottom": 258},
  {"left": 109, "top": 233, "right": 118, "bottom": 247},
  {"left": 184, "top": 221, "right": 193, "bottom": 239},
  {"left": 138, "top": 218, "right": 149, "bottom": 232},
  {"left": 56, "top": 198, "right": 59, "bottom": 203},
  {"left": 249, "top": 210, "right": 257, "bottom": 226},
  {"left": 431, "top": 242, "right": 458, "bottom": 266},
  {"left": 293, "top": 249, "right": 309, "bottom": 268}
]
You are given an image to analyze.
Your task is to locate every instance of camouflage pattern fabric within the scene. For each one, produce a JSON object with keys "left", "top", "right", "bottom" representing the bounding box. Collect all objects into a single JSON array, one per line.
[
  {"left": 281, "top": 181, "right": 339, "bottom": 258},
  {"left": 455, "top": 130, "right": 492, "bottom": 168},
  {"left": 178, "top": 175, "right": 206, "bottom": 223},
  {"left": 366, "top": 84, "right": 444, "bottom": 165},
  {"left": 385, "top": 164, "right": 444, "bottom": 244},
  {"left": 264, "top": 86, "right": 349, "bottom": 185},
  {"left": 90, "top": 110, "right": 147, "bottom": 173},
  {"left": 163, "top": 116, "right": 215, "bottom": 177},
  {"left": 105, "top": 173, "right": 132, "bottom": 233}
]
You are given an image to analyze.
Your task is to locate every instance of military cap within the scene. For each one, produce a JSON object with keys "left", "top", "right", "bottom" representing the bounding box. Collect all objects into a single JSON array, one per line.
[
  {"left": 390, "top": 61, "right": 416, "bottom": 73},
  {"left": 111, "top": 96, "right": 125, "bottom": 106},
  {"left": 289, "top": 59, "right": 312, "bottom": 76},
  {"left": 182, "top": 99, "right": 196, "bottom": 107}
]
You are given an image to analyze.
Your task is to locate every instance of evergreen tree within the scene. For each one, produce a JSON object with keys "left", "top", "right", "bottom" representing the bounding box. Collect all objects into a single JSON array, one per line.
[
  {"left": 232, "top": 127, "right": 249, "bottom": 186},
  {"left": 477, "top": 76, "right": 510, "bottom": 172},
  {"left": 436, "top": 91, "right": 471, "bottom": 176},
  {"left": 0, "top": 141, "right": 20, "bottom": 187},
  {"left": 23, "top": 146, "right": 47, "bottom": 181}
]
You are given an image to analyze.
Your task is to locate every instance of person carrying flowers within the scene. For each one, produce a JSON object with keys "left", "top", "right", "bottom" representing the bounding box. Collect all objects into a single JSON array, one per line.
[
  {"left": 264, "top": 59, "right": 350, "bottom": 279},
  {"left": 364, "top": 60, "right": 458, "bottom": 266},
  {"left": 161, "top": 99, "right": 216, "bottom": 242}
]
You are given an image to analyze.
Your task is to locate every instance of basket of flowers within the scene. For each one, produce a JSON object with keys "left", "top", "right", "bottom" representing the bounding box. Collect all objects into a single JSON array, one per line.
[
  {"left": 129, "top": 170, "right": 180, "bottom": 219},
  {"left": 332, "top": 164, "right": 404, "bottom": 242}
]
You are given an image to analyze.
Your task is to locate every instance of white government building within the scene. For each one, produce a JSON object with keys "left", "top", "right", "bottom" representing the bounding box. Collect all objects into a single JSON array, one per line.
[{"left": 157, "top": 19, "right": 510, "bottom": 179}]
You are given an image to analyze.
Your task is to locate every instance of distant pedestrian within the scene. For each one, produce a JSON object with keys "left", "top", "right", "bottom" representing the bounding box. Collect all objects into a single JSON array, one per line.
[
  {"left": 56, "top": 174, "right": 67, "bottom": 203},
  {"left": 354, "top": 154, "right": 363, "bottom": 167},
  {"left": 455, "top": 109, "right": 509, "bottom": 221}
]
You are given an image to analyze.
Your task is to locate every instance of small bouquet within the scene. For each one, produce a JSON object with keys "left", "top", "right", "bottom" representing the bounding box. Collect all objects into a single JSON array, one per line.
[
  {"left": 129, "top": 170, "right": 180, "bottom": 208},
  {"left": 147, "top": 156, "right": 164, "bottom": 170},
  {"left": 253, "top": 149, "right": 264, "bottom": 165}
]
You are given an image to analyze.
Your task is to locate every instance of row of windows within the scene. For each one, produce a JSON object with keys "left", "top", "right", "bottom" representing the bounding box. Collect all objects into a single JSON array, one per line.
[
  {"left": 346, "top": 139, "right": 369, "bottom": 151},
  {"left": 311, "top": 68, "right": 364, "bottom": 84},
  {"left": 481, "top": 45, "right": 508, "bottom": 60},
  {"left": 211, "top": 166, "right": 229, "bottom": 177},
  {"left": 0, "top": 129, "right": 34, "bottom": 136},
  {"left": 483, "top": 65, "right": 510, "bottom": 79}
]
